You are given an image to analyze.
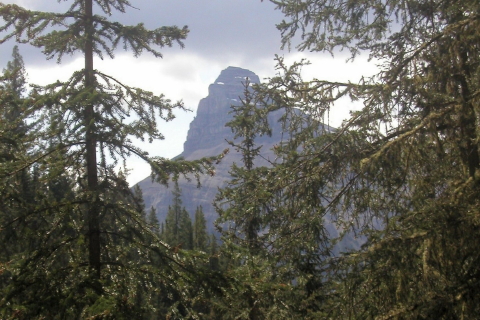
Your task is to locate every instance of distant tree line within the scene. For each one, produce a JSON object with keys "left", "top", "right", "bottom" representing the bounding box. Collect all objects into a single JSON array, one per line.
[{"left": 143, "top": 180, "right": 217, "bottom": 255}]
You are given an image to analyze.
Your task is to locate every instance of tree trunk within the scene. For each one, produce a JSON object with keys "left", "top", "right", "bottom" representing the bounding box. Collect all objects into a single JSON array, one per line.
[{"left": 84, "top": 0, "right": 101, "bottom": 279}]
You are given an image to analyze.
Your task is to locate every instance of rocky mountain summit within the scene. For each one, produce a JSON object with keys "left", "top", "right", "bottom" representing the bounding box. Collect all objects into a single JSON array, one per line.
[
  {"left": 137, "top": 67, "right": 280, "bottom": 232},
  {"left": 183, "top": 66, "right": 260, "bottom": 158}
]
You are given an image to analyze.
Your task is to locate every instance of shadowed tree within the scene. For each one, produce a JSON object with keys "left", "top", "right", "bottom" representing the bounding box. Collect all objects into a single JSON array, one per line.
[
  {"left": 193, "top": 205, "right": 208, "bottom": 251},
  {"left": 225, "top": 0, "right": 480, "bottom": 318},
  {"left": 0, "top": 1, "right": 226, "bottom": 318},
  {"left": 147, "top": 206, "right": 160, "bottom": 236}
]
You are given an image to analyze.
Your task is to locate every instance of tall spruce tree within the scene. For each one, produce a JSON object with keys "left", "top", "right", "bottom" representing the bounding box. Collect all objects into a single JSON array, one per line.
[
  {"left": 0, "top": 45, "right": 28, "bottom": 146},
  {"left": 2, "top": 45, "right": 26, "bottom": 97},
  {"left": 226, "top": 0, "right": 480, "bottom": 318},
  {"left": 216, "top": 79, "right": 269, "bottom": 253},
  {"left": 180, "top": 207, "right": 193, "bottom": 250},
  {"left": 0, "top": 1, "right": 224, "bottom": 318},
  {"left": 147, "top": 206, "right": 160, "bottom": 236},
  {"left": 214, "top": 80, "right": 299, "bottom": 319},
  {"left": 0, "top": 46, "right": 32, "bottom": 264},
  {"left": 193, "top": 205, "right": 208, "bottom": 251}
]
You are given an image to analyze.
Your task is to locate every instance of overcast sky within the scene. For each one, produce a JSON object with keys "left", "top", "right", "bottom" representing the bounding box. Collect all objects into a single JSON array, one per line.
[{"left": 1, "top": 0, "right": 377, "bottom": 185}]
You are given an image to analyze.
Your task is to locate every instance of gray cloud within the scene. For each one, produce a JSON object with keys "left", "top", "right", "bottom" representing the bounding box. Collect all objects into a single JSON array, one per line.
[
  {"left": 1, "top": 1, "right": 286, "bottom": 72},
  {"left": 113, "top": 1, "right": 284, "bottom": 58}
]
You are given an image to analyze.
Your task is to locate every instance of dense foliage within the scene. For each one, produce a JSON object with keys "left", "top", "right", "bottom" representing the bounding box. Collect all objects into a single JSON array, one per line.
[
  {"left": 0, "top": 1, "right": 224, "bottom": 318},
  {"left": 1, "top": 0, "right": 479, "bottom": 319},
  {"left": 213, "top": 0, "right": 480, "bottom": 318}
]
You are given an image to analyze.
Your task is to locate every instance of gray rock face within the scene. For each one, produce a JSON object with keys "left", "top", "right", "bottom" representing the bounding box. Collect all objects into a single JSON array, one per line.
[
  {"left": 137, "top": 66, "right": 277, "bottom": 232},
  {"left": 182, "top": 66, "right": 260, "bottom": 157}
]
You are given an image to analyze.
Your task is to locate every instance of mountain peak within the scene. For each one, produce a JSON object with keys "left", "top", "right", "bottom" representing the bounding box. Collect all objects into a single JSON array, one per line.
[
  {"left": 137, "top": 66, "right": 279, "bottom": 234},
  {"left": 182, "top": 66, "right": 259, "bottom": 158},
  {"left": 214, "top": 66, "right": 260, "bottom": 85}
]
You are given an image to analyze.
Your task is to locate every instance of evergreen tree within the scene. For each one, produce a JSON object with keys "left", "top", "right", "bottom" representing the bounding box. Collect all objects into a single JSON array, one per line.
[
  {"left": 2, "top": 45, "right": 26, "bottom": 97},
  {"left": 147, "top": 206, "right": 160, "bottom": 236},
  {"left": 214, "top": 80, "right": 296, "bottom": 319},
  {"left": 209, "top": 233, "right": 218, "bottom": 256},
  {"left": 164, "top": 180, "right": 193, "bottom": 250},
  {"left": 0, "top": 45, "right": 28, "bottom": 147},
  {"left": 193, "top": 205, "right": 208, "bottom": 251},
  {"left": 164, "top": 181, "right": 182, "bottom": 248},
  {"left": 0, "top": 46, "right": 38, "bottom": 263},
  {"left": 0, "top": 1, "right": 224, "bottom": 318},
  {"left": 208, "top": 233, "right": 220, "bottom": 271},
  {"left": 216, "top": 79, "right": 270, "bottom": 253},
  {"left": 132, "top": 184, "right": 147, "bottom": 219},
  {"left": 179, "top": 207, "right": 193, "bottom": 250},
  {"left": 233, "top": 0, "right": 480, "bottom": 318},
  {"left": 159, "top": 221, "right": 165, "bottom": 241}
]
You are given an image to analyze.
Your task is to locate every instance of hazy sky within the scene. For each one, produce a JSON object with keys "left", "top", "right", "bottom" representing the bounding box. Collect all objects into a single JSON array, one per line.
[{"left": 1, "top": 0, "right": 376, "bottom": 185}]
